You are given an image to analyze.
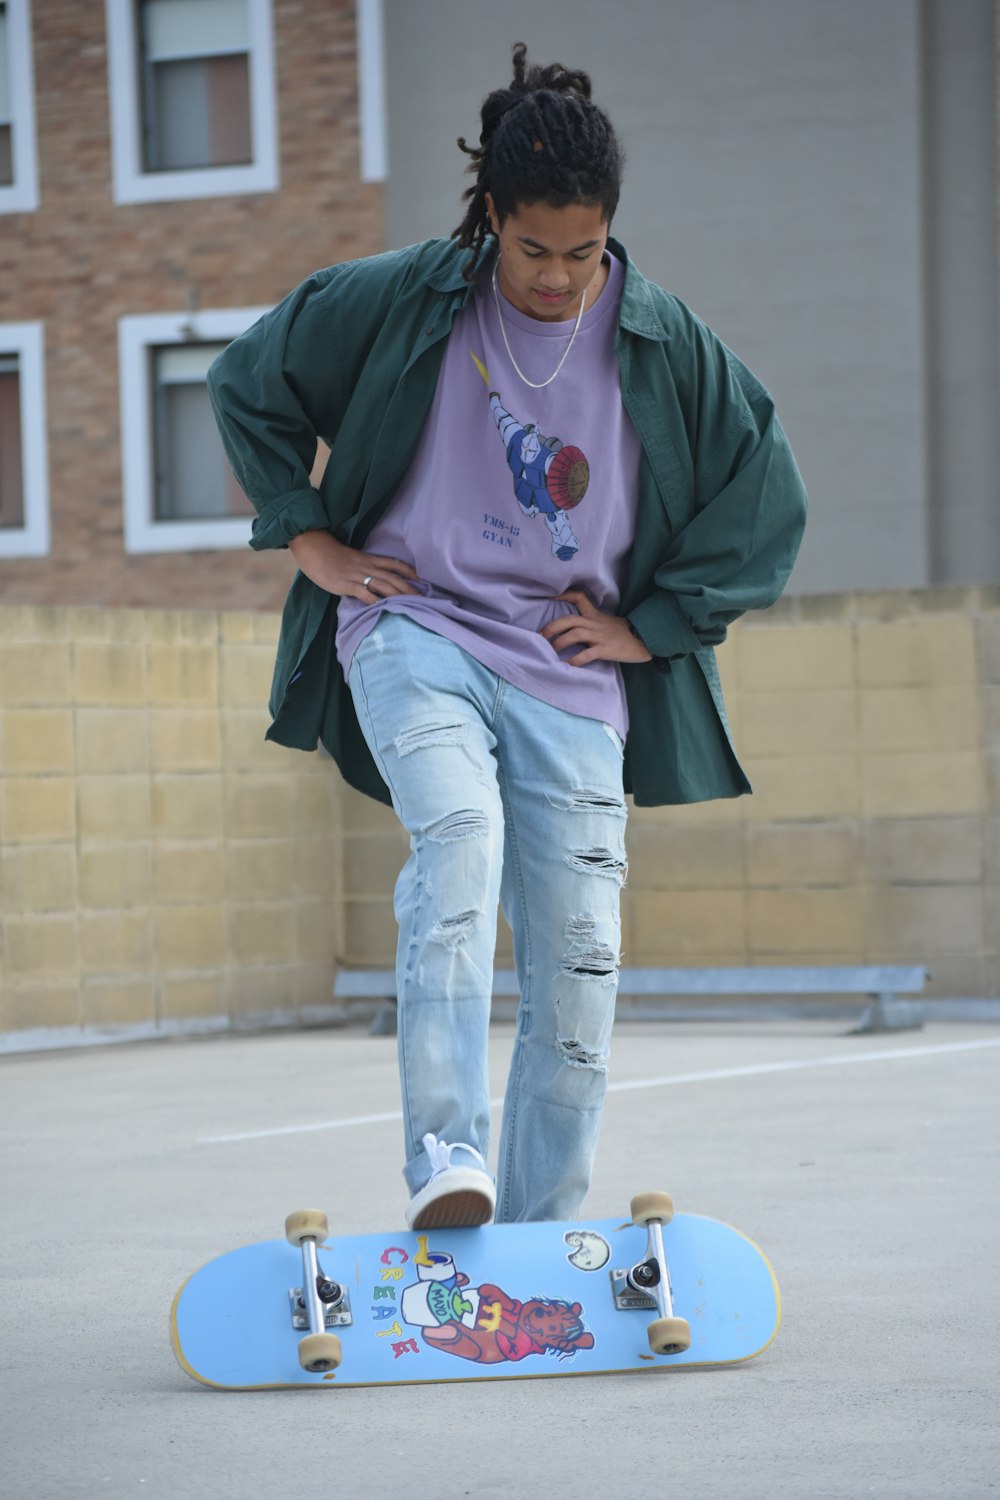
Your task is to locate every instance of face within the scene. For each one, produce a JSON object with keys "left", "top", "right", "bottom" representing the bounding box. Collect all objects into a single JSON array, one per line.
[{"left": 485, "top": 195, "right": 609, "bottom": 322}]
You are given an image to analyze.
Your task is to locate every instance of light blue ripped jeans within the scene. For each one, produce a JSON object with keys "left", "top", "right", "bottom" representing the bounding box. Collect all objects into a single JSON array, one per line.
[{"left": 348, "top": 613, "right": 628, "bottom": 1224}]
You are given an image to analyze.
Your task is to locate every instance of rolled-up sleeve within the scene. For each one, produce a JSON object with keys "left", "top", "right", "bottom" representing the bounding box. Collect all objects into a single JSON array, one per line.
[{"left": 207, "top": 276, "right": 341, "bottom": 551}]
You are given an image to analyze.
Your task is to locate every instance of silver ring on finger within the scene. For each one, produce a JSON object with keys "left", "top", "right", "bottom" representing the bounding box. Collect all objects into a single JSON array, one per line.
[{"left": 362, "top": 575, "right": 373, "bottom": 589}]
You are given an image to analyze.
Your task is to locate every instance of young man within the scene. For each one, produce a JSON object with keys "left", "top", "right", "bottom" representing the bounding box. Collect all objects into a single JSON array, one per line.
[{"left": 208, "top": 44, "right": 807, "bottom": 1231}]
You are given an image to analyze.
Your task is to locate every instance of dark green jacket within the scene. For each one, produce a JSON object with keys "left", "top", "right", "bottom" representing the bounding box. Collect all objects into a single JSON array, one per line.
[{"left": 207, "top": 236, "right": 807, "bottom": 807}]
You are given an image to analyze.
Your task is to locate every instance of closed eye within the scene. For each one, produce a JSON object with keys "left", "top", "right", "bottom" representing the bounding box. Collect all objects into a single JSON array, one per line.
[
  {"left": 522, "top": 248, "right": 597, "bottom": 262},
  {"left": 521, "top": 244, "right": 599, "bottom": 262}
]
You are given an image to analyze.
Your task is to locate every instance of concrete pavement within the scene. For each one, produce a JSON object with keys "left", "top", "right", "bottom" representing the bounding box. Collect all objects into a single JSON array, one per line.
[{"left": 2, "top": 1018, "right": 998, "bottom": 1499}]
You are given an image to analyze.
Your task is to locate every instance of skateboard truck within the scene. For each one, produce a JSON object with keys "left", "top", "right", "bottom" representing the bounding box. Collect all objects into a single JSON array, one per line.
[
  {"left": 288, "top": 1273, "right": 352, "bottom": 1331},
  {"left": 610, "top": 1261, "right": 659, "bottom": 1310},
  {"left": 284, "top": 1210, "right": 346, "bottom": 1373},
  {"left": 615, "top": 1193, "right": 693, "bottom": 1357}
]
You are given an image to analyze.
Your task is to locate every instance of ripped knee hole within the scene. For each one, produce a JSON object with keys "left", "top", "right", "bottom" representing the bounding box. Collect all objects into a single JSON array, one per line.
[
  {"left": 427, "top": 909, "right": 480, "bottom": 950},
  {"left": 556, "top": 1037, "right": 607, "bottom": 1069}
]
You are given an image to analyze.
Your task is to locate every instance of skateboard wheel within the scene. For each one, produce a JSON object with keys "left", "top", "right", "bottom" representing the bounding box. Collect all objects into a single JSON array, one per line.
[
  {"left": 298, "top": 1332, "right": 342, "bottom": 1374},
  {"left": 630, "top": 1191, "right": 674, "bottom": 1226},
  {"left": 285, "top": 1209, "right": 330, "bottom": 1247},
  {"left": 648, "top": 1316, "right": 691, "bottom": 1356}
]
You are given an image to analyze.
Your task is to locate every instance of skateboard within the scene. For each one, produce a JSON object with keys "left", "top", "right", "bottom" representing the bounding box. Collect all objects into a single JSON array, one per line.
[{"left": 170, "top": 1193, "right": 780, "bottom": 1390}]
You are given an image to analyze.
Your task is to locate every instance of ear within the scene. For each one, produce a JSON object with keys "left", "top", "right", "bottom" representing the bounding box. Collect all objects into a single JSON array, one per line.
[{"left": 484, "top": 192, "right": 500, "bottom": 237}]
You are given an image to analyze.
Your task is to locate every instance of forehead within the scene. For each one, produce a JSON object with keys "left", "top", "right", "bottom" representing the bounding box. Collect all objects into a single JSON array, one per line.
[{"left": 502, "top": 199, "right": 608, "bottom": 248}]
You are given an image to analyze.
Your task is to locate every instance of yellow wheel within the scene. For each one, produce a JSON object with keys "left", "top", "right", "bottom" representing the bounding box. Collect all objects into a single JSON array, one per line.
[
  {"left": 285, "top": 1209, "right": 330, "bottom": 1246},
  {"left": 630, "top": 1191, "right": 674, "bottom": 1226},
  {"left": 648, "top": 1317, "right": 691, "bottom": 1356},
  {"left": 298, "top": 1332, "right": 342, "bottom": 1373}
]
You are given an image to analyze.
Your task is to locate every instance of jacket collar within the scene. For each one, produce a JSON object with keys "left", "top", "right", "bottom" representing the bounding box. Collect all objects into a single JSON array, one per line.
[
  {"left": 425, "top": 238, "right": 486, "bottom": 295},
  {"left": 610, "top": 237, "right": 671, "bottom": 342}
]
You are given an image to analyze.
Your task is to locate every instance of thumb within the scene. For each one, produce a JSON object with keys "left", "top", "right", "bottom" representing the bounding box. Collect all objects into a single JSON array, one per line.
[{"left": 553, "top": 589, "right": 598, "bottom": 615}]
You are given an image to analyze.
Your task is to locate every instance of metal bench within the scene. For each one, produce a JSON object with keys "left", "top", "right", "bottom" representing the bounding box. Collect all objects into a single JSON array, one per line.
[{"left": 332, "top": 964, "right": 929, "bottom": 1036}]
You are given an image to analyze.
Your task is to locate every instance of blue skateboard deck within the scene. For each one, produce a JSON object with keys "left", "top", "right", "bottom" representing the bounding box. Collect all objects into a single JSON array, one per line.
[{"left": 171, "top": 1208, "right": 780, "bottom": 1389}]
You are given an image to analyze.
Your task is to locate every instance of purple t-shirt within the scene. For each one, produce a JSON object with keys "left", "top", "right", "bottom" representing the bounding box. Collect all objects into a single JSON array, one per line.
[{"left": 335, "top": 250, "right": 642, "bottom": 738}]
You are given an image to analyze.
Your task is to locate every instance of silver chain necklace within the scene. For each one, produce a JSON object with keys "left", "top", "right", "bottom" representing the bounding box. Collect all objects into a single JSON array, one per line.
[{"left": 491, "top": 257, "right": 587, "bottom": 389}]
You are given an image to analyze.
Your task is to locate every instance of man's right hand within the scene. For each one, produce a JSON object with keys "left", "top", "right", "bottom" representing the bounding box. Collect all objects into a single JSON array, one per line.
[{"left": 288, "top": 530, "right": 421, "bottom": 602}]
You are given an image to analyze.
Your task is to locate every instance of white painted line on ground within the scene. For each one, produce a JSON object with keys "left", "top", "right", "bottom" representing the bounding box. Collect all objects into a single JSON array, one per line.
[
  {"left": 199, "top": 1035, "right": 1000, "bottom": 1145},
  {"left": 202, "top": 1109, "right": 405, "bottom": 1143},
  {"left": 604, "top": 1036, "right": 1000, "bottom": 1096}
]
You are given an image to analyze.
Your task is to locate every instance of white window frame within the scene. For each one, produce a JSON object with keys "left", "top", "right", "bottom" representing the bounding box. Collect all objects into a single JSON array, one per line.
[
  {"left": 118, "top": 306, "right": 269, "bottom": 553},
  {"left": 0, "top": 0, "right": 40, "bottom": 213},
  {"left": 105, "top": 0, "right": 279, "bottom": 205},
  {"left": 0, "top": 322, "right": 49, "bottom": 557},
  {"left": 356, "top": 0, "right": 386, "bottom": 183}
]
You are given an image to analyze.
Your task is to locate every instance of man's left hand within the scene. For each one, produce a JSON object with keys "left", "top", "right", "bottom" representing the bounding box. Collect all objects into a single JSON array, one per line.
[{"left": 540, "top": 589, "right": 653, "bottom": 666}]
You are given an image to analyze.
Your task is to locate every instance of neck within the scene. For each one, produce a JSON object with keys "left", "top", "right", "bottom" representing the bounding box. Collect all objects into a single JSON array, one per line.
[{"left": 582, "top": 255, "right": 610, "bottom": 314}]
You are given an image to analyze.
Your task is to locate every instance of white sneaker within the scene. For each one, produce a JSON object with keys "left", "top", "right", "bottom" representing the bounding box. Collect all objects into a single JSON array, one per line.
[{"left": 405, "top": 1134, "right": 496, "bottom": 1230}]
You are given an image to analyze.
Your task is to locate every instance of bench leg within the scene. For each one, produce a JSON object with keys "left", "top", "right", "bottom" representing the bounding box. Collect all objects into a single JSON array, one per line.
[
  {"left": 369, "top": 999, "right": 398, "bottom": 1037},
  {"left": 850, "top": 991, "right": 925, "bottom": 1035}
]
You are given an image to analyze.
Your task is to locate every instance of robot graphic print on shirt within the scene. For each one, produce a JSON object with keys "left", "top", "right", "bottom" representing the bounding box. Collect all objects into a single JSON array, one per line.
[{"left": 471, "top": 352, "right": 590, "bottom": 562}]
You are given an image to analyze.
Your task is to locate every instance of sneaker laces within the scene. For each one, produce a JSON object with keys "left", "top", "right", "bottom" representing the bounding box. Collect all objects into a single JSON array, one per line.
[{"left": 422, "top": 1133, "right": 488, "bottom": 1178}]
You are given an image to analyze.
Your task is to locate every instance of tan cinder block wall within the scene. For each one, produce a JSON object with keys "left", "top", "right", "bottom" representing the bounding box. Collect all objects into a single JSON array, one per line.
[
  {"left": 2, "top": 587, "right": 998, "bottom": 1043},
  {"left": 0, "top": 605, "right": 342, "bottom": 1039},
  {"left": 340, "top": 587, "right": 1000, "bottom": 1003}
]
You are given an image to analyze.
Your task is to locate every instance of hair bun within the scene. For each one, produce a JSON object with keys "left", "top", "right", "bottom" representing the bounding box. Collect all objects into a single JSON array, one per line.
[{"left": 512, "top": 40, "right": 593, "bottom": 100}]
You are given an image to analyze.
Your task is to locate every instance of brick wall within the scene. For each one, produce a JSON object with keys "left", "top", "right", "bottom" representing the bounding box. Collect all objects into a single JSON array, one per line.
[{"left": 0, "top": 0, "right": 381, "bottom": 611}]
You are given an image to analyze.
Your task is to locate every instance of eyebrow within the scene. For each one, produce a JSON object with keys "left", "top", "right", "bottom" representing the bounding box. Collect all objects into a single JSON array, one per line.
[{"left": 516, "top": 236, "right": 602, "bottom": 253}]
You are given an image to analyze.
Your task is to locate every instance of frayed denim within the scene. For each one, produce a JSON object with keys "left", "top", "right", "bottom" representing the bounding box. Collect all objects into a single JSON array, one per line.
[{"left": 349, "top": 614, "right": 626, "bottom": 1223}]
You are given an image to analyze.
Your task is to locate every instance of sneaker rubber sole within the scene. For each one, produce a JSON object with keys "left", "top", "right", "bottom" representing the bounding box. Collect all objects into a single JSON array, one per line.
[
  {"left": 409, "top": 1187, "right": 495, "bottom": 1231},
  {"left": 406, "top": 1166, "right": 496, "bottom": 1231}
]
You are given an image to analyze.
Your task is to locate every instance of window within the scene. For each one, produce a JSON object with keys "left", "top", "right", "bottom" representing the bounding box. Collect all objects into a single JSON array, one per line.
[
  {"left": 119, "top": 308, "right": 269, "bottom": 553},
  {"left": 152, "top": 345, "right": 248, "bottom": 521},
  {"left": 105, "top": 0, "right": 278, "bottom": 203},
  {"left": 0, "top": 357, "right": 21, "bottom": 521},
  {"left": 0, "top": 323, "right": 49, "bottom": 558},
  {"left": 0, "top": 7, "right": 10, "bottom": 187},
  {"left": 0, "top": 0, "right": 40, "bottom": 213},
  {"left": 139, "top": 0, "right": 252, "bottom": 172}
]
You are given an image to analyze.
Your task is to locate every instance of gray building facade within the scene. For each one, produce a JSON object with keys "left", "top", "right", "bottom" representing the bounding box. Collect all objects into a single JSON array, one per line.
[{"left": 383, "top": 0, "right": 1000, "bottom": 596}]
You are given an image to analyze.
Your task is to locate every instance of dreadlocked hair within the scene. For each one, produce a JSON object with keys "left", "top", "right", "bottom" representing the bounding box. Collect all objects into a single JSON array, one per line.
[{"left": 452, "top": 41, "right": 624, "bottom": 280}]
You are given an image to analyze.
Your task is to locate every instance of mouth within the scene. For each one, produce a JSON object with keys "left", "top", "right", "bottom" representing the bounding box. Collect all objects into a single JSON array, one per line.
[{"left": 534, "top": 288, "right": 571, "bottom": 304}]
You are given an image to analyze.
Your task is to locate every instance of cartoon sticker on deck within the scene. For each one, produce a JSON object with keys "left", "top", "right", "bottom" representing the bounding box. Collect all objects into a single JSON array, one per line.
[
  {"left": 471, "top": 352, "right": 590, "bottom": 562},
  {"left": 564, "top": 1230, "right": 611, "bottom": 1271},
  {"left": 399, "top": 1245, "right": 595, "bottom": 1365}
]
